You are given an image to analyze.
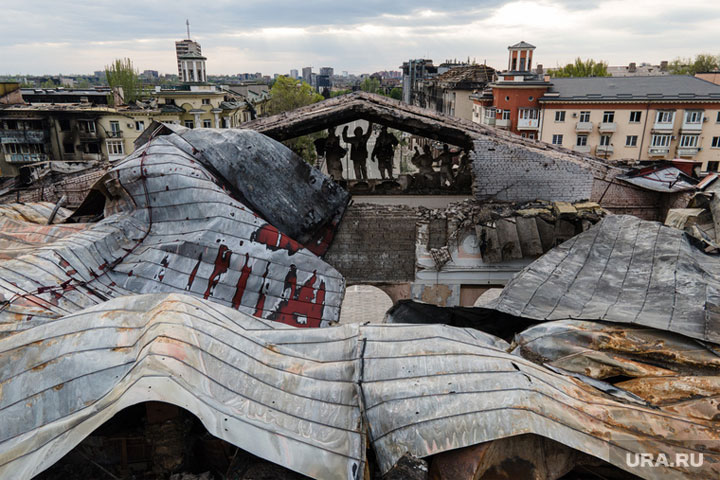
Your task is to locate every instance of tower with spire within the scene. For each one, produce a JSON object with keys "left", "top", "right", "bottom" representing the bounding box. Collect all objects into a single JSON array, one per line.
[{"left": 175, "top": 20, "right": 207, "bottom": 83}]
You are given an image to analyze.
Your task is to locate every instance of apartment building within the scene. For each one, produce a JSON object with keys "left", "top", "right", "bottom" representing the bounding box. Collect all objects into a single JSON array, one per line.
[
  {"left": 471, "top": 42, "right": 720, "bottom": 172},
  {"left": 0, "top": 83, "right": 250, "bottom": 176},
  {"left": 413, "top": 64, "right": 495, "bottom": 121},
  {"left": 538, "top": 76, "right": 720, "bottom": 171}
]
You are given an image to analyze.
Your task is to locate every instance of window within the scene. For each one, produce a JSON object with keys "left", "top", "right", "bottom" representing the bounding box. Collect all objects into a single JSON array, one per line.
[
  {"left": 528, "top": 96, "right": 534, "bottom": 101},
  {"left": 600, "top": 134, "right": 611, "bottom": 146},
  {"left": 484, "top": 107, "right": 496, "bottom": 119},
  {"left": 717, "top": 112, "right": 720, "bottom": 123},
  {"left": 505, "top": 96, "right": 510, "bottom": 101},
  {"left": 184, "top": 120, "right": 194, "bottom": 129},
  {"left": 656, "top": 111, "right": 674, "bottom": 123},
  {"left": 685, "top": 111, "right": 703, "bottom": 123},
  {"left": 59, "top": 119, "right": 71, "bottom": 131},
  {"left": 63, "top": 142, "right": 74, "bottom": 154},
  {"left": 651, "top": 134, "right": 671, "bottom": 147},
  {"left": 709, "top": 161, "right": 719, "bottom": 172},
  {"left": 712, "top": 137, "right": 720, "bottom": 148},
  {"left": 629, "top": 111, "right": 642, "bottom": 123},
  {"left": 579, "top": 111, "right": 590, "bottom": 122},
  {"left": 602, "top": 111, "right": 615, "bottom": 123},
  {"left": 679, "top": 135, "right": 699, "bottom": 148},
  {"left": 502, "top": 110, "right": 510, "bottom": 120},
  {"left": 626, "top": 135, "right": 638, "bottom": 147},
  {"left": 552, "top": 134, "right": 563, "bottom": 145},
  {"left": 519, "top": 108, "right": 538, "bottom": 120},
  {"left": 528, "top": 133, "right": 535, "bottom": 140},
  {"left": 555, "top": 111, "right": 566, "bottom": 122},
  {"left": 78, "top": 120, "right": 96, "bottom": 133},
  {"left": 576, "top": 135, "right": 588, "bottom": 146},
  {"left": 106, "top": 140, "right": 124, "bottom": 155},
  {"left": 203, "top": 119, "right": 212, "bottom": 128},
  {"left": 202, "top": 98, "right": 211, "bottom": 105},
  {"left": 109, "top": 121, "right": 120, "bottom": 137},
  {"left": 135, "top": 121, "right": 145, "bottom": 131},
  {"left": 4, "top": 143, "right": 18, "bottom": 154},
  {"left": 83, "top": 143, "right": 100, "bottom": 154}
]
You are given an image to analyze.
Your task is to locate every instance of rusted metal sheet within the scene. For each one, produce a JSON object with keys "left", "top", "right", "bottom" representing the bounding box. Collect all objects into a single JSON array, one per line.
[
  {"left": 2, "top": 293, "right": 720, "bottom": 480},
  {"left": 0, "top": 130, "right": 346, "bottom": 334},
  {"left": 492, "top": 215, "right": 720, "bottom": 343}
]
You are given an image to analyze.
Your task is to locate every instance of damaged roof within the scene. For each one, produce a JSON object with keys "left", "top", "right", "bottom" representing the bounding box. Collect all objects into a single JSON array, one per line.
[
  {"left": 0, "top": 128, "right": 348, "bottom": 333},
  {"left": 491, "top": 214, "right": 720, "bottom": 343},
  {"left": 2, "top": 293, "right": 719, "bottom": 480}
]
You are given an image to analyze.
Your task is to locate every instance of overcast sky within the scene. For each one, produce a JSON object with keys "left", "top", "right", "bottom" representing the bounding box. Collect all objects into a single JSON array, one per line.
[{"left": 3, "top": 0, "right": 720, "bottom": 76}]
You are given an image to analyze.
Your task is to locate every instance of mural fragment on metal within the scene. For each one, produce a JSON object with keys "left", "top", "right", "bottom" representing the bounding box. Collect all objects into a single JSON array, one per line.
[{"left": 0, "top": 128, "right": 348, "bottom": 336}]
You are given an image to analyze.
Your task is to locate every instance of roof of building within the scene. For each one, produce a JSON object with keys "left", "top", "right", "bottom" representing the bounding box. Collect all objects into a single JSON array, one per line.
[
  {"left": 509, "top": 41, "right": 535, "bottom": 49},
  {"left": 541, "top": 75, "right": 720, "bottom": 102},
  {"left": 431, "top": 64, "right": 496, "bottom": 87},
  {"left": 177, "top": 52, "right": 207, "bottom": 60}
]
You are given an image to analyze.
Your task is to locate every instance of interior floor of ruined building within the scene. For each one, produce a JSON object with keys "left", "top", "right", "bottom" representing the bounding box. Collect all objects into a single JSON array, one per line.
[{"left": 32, "top": 402, "right": 311, "bottom": 480}]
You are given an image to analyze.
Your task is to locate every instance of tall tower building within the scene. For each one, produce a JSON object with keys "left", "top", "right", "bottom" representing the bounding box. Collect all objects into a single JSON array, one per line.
[{"left": 175, "top": 20, "right": 205, "bottom": 81}]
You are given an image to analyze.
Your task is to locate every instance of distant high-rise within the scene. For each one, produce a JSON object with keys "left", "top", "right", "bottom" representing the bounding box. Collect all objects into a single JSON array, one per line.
[
  {"left": 302, "top": 67, "right": 312, "bottom": 84},
  {"left": 290, "top": 69, "right": 299, "bottom": 79},
  {"left": 175, "top": 20, "right": 206, "bottom": 82},
  {"left": 319, "top": 67, "right": 334, "bottom": 77}
]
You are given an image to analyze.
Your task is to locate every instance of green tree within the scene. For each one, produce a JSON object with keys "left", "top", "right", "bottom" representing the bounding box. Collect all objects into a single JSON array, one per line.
[
  {"left": 388, "top": 87, "right": 402, "bottom": 100},
  {"left": 551, "top": 58, "right": 610, "bottom": 78},
  {"left": 266, "top": 76, "right": 325, "bottom": 163},
  {"left": 105, "top": 58, "right": 140, "bottom": 105},
  {"left": 266, "top": 76, "right": 323, "bottom": 115},
  {"left": 669, "top": 54, "right": 720, "bottom": 75},
  {"left": 360, "top": 77, "right": 382, "bottom": 94}
]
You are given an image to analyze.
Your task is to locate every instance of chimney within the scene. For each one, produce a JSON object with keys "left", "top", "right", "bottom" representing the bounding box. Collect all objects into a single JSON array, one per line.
[
  {"left": 536, "top": 64, "right": 544, "bottom": 75},
  {"left": 628, "top": 62, "right": 637, "bottom": 73},
  {"left": 660, "top": 60, "right": 668, "bottom": 71}
]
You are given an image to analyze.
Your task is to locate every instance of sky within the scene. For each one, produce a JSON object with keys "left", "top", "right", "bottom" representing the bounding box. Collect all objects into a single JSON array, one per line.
[{"left": 2, "top": 0, "right": 720, "bottom": 76}]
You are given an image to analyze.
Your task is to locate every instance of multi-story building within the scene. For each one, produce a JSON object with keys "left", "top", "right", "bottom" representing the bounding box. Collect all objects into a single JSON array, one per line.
[
  {"left": 472, "top": 42, "right": 720, "bottom": 172},
  {"left": 0, "top": 83, "right": 249, "bottom": 177},
  {"left": 537, "top": 76, "right": 720, "bottom": 171},
  {"left": 290, "top": 69, "right": 299, "bottom": 79},
  {"left": 413, "top": 64, "right": 495, "bottom": 121},
  {"left": 175, "top": 21, "right": 202, "bottom": 78},
  {"left": 302, "top": 67, "right": 312, "bottom": 85},
  {"left": 400, "top": 59, "right": 438, "bottom": 104},
  {"left": 471, "top": 41, "right": 550, "bottom": 139},
  {"left": 319, "top": 67, "right": 334, "bottom": 77}
]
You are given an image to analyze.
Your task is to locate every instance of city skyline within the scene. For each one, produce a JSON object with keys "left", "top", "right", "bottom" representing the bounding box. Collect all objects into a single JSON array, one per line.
[{"left": 2, "top": 0, "right": 720, "bottom": 76}]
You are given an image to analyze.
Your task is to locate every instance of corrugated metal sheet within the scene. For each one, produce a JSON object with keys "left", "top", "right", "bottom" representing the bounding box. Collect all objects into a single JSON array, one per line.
[
  {"left": 492, "top": 215, "right": 720, "bottom": 343},
  {"left": 0, "top": 130, "right": 347, "bottom": 335},
  {"left": 1, "top": 293, "right": 718, "bottom": 479}
]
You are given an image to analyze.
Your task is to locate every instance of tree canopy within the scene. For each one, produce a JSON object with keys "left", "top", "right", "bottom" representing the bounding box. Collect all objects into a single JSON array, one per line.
[
  {"left": 669, "top": 54, "right": 720, "bottom": 75},
  {"left": 105, "top": 58, "right": 140, "bottom": 105},
  {"left": 266, "top": 76, "right": 324, "bottom": 115},
  {"left": 360, "top": 77, "right": 382, "bottom": 94},
  {"left": 551, "top": 58, "right": 610, "bottom": 78}
]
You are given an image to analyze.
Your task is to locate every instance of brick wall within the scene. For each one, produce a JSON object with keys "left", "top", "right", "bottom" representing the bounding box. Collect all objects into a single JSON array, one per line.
[
  {"left": 325, "top": 203, "right": 418, "bottom": 284},
  {"left": 471, "top": 137, "right": 594, "bottom": 202}
]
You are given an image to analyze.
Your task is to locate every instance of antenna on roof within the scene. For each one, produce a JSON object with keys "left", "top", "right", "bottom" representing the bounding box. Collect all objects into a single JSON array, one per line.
[{"left": 186, "top": 19, "right": 191, "bottom": 40}]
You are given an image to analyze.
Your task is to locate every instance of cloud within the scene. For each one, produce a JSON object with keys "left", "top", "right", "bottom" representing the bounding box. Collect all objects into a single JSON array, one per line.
[{"left": 2, "top": 0, "right": 720, "bottom": 75}]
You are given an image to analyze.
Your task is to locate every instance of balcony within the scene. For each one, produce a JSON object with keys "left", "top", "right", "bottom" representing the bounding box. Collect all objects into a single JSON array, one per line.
[
  {"left": 517, "top": 118, "right": 539, "bottom": 130},
  {"left": 596, "top": 145, "right": 614, "bottom": 155},
  {"left": 652, "top": 122, "right": 674, "bottom": 133},
  {"left": 496, "top": 118, "right": 510, "bottom": 128},
  {"left": 6, "top": 153, "right": 49, "bottom": 164},
  {"left": 574, "top": 144, "right": 591, "bottom": 153},
  {"left": 0, "top": 129, "right": 47, "bottom": 144},
  {"left": 106, "top": 130, "right": 124, "bottom": 138},
  {"left": 677, "top": 147, "right": 700, "bottom": 157},
  {"left": 482, "top": 116, "right": 496, "bottom": 126},
  {"left": 599, "top": 122, "right": 616, "bottom": 133},
  {"left": 77, "top": 130, "right": 98, "bottom": 141},
  {"left": 575, "top": 121, "right": 593, "bottom": 132},
  {"left": 648, "top": 146, "right": 670, "bottom": 156}
]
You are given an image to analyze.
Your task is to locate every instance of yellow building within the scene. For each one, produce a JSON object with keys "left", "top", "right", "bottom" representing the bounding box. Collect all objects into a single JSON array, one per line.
[{"left": 537, "top": 76, "right": 720, "bottom": 172}]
